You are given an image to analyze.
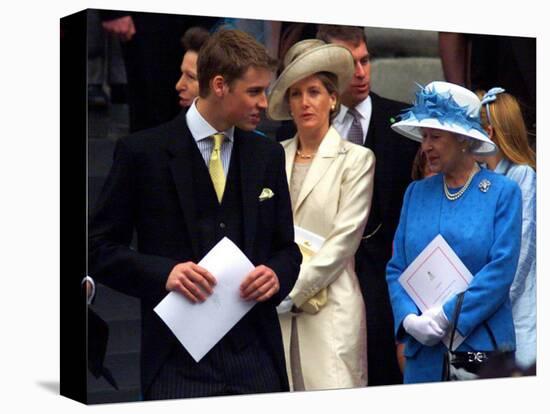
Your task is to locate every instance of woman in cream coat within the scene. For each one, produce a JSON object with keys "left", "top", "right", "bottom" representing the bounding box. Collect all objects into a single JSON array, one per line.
[{"left": 268, "top": 39, "right": 375, "bottom": 391}]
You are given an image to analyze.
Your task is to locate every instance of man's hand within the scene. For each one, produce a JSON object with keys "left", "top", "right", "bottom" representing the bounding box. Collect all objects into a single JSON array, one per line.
[
  {"left": 81, "top": 275, "right": 96, "bottom": 305},
  {"left": 102, "top": 16, "right": 136, "bottom": 42},
  {"left": 240, "top": 265, "right": 280, "bottom": 302},
  {"left": 85, "top": 280, "right": 94, "bottom": 301},
  {"left": 165, "top": 262, "right": 216, "bottom": 303}
]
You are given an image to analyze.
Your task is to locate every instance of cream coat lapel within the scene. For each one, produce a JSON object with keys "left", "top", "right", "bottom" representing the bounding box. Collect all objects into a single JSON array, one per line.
[
  {"left": 283, "top": 135, "right": 298, "bottom": 183},
  {"left": 290, "top": 127, "right": 343, "bottom": 214}
]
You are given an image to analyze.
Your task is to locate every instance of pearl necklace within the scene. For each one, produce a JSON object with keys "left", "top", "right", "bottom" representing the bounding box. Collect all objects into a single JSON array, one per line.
[
  {"left": 443, "top": 165, "right": 479, "bottom": 201},
  {"left": 296, "top": 149, "right": 316, "bottom": 159}
]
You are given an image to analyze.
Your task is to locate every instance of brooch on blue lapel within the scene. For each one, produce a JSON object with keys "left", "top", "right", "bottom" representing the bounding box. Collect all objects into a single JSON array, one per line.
[{"left": 478, "top": 179, "right": 491, "bottom": 193}]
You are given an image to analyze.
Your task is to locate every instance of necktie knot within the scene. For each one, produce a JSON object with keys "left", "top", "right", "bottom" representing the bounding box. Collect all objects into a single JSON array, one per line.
[
  {"left": 212, "top": 133, "right": 224, "bottom": 148},
  {"left": 211, "top": 133, "right": 224, "bottom": 161},
  {"left": 347, "top": 107, "right": 361, "bottom": 120}
]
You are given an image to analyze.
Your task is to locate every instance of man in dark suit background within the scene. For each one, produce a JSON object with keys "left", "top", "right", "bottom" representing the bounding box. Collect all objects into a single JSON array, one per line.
[
  {"left": 276, "top": 25, "right": 418, "bottom": 386},
  {"left": 100, "top": 10, "right": 219, "bottom": 132},
  {"left": 89, "top": 29, "right": 301, "bottom": 400}
]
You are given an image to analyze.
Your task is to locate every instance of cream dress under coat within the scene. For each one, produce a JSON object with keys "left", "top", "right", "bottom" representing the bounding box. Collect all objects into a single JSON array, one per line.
[{"left": 279, "top": 126, "right": 375, "bottom": 390}]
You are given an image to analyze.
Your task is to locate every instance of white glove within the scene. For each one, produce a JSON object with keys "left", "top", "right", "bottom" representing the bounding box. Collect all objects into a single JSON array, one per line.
[
  {"left": 403, "top": 312, "right": 446, "bottom": 346},
  {"left": 276, "top": 296, "right": 294, "bottom": 314},
  {"left": 423, "top": 306, "right": 449, "bottom": 331}
]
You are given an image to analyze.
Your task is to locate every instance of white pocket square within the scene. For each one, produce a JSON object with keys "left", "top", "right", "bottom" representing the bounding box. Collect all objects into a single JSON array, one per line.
[{"left": 259, "top": 188, "right": 274, "bottom": 201}]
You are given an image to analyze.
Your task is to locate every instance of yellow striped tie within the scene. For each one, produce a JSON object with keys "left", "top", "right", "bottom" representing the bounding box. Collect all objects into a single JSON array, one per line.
[{"left": 209, "top": 133, "right": 226, "bottom": 203}]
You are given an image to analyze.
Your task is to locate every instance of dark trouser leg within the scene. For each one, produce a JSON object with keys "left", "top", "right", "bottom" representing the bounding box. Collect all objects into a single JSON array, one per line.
[
  {"left": 144, "top": 336, "right": 282, "bottom": 400},
  {"left": 355, "top": 244, "right": 403, "bottom": 386}
]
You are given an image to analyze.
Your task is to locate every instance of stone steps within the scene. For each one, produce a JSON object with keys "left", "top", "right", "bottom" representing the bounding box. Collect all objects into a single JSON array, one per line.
[
  {"left": 87, "top": 351, "right": 141, "bottom": 404},
  {"left": 88, "top": 117, "right": 142, "bottom": 404}
]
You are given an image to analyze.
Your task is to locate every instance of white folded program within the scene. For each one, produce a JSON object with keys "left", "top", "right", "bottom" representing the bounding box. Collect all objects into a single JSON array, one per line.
[{"left": 294, "top": 225, "right": 325, "bottom": 262}]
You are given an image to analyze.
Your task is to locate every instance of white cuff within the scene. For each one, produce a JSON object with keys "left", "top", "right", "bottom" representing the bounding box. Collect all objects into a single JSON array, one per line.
[{"left": 276, "top": 296, "right": 293, "bottom": 314}]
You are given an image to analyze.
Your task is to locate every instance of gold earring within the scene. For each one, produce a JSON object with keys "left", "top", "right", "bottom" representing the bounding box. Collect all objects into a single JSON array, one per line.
[{"left": 331, "top": 105, "right": 336, "bottom": 111}]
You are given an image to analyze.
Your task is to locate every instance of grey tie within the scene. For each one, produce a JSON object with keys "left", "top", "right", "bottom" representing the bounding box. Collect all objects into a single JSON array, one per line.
[{"left": 347, "top": 107, "right": 364, "bottom": 145}]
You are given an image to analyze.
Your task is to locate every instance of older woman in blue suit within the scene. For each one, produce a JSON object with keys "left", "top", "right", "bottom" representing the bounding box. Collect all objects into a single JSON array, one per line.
[{"left": 386, "top": 81, "right": 522, "bottom": 383}]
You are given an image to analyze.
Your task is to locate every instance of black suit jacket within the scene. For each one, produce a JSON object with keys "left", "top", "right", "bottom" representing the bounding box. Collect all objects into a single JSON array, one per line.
[
  {"left": 99, "top": 10, "right": 219, "bottom": 132},
  {"left": 356, "top": 93, "right": 418, "bottom": 385},
  {"left": 361, "top": 92, "right": 418, "bottom": 258},
  {"left": 89, "top": 111, "right": 301, "bottom": 393}
]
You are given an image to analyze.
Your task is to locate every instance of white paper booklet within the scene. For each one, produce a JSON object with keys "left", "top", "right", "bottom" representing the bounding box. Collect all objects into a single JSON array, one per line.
[
  {"left": 294, "top": 225, "right": 325, "bottom": 259},
  {"left": 398, "top": 234, "right": 473, "bottom": 349},
  {"left": 154, "top": 237, "right": 255, "bottom": 362}
]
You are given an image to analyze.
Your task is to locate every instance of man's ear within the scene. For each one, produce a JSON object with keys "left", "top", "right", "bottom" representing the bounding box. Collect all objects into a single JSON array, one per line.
[{"left": 211, "top": 75, "right": 226, "bottom": 98}]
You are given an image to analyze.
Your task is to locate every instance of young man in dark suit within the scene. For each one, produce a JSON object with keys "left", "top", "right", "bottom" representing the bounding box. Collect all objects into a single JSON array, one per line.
[
  {"left": 315, "top": 25, "right": 418, "bottom": 386},
  {"left": 89, "top": 29, "right": 301, "bottom": 400}
]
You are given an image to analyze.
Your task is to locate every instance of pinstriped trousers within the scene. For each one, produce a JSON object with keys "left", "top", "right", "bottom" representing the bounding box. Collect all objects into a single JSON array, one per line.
[{"left": 144, "top": 336, "right": 283, "bottom": 400}]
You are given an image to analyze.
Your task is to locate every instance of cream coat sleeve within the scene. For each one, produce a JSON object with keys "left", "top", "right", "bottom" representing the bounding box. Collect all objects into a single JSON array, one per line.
[{"left": 290, "top": 148, "right": 375, "bottom": 307}]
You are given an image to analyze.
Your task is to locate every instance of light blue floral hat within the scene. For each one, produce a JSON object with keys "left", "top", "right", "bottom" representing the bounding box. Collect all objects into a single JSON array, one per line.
[{"left": 391, "top": 81, "right": 497, "bottom": 155}]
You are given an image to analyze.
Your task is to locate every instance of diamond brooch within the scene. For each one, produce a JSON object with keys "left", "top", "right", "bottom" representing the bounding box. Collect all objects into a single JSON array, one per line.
[{"left": 479, "top": 179, "right": 491, "bottom": 193}]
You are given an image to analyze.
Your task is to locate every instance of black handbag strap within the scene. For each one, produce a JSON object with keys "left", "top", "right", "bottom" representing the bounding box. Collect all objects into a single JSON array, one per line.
[
  {"left": 448, "top": 292, "right": 465, "bottom": 351},
  {"left": 448, "top": 292, "right": 498, "bottom": 351}
]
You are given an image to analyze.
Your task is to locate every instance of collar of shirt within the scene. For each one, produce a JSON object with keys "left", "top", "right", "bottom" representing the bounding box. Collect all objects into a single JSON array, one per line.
[
  {"left": 494, "top": 158, "right": 512, "bottom": 175},
  {"left": 333, "top": 95, "right": 372, "bottom": 143},
  {"left": 185, "top": 98, "right": 235, "bottom": 143}
]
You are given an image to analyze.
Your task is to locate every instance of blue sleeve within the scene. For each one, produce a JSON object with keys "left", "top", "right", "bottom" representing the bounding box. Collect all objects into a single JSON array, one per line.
[
  {"left": 443, "top": 180, "right": 523, "bottom": 337},
  {"left": 386, "top": 181, "right": 421, "bottom": 339}
]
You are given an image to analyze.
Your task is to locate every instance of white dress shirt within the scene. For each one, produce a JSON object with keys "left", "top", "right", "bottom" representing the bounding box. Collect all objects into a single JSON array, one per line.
[
  {"left": 333, "top": 95, "right": 373, "bottom": 145},
  {"left": 186, "top": 98, "right": 235, "bottom": 176}
]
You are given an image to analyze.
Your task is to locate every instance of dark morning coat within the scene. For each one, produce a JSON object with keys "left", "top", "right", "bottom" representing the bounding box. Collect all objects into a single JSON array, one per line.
[
  {"left": 354, "top": 92, "right": 419, "bottom": 385},
  {"left": 89, "top": 111, "right": 301, "bottom": 394}
]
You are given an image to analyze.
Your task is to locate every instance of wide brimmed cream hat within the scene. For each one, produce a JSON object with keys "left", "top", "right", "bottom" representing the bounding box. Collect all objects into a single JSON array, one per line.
[
  {"left": 267, "top": 39, "right": 354, "bottom": 121},
  {"left": 392, "top": 81, "right": 497, "bottom": 155}
]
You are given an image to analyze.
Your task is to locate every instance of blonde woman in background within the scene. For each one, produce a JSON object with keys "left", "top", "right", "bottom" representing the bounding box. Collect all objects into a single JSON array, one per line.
[{"left": 477, "top": 88, "right": 536, "bottom": 369}]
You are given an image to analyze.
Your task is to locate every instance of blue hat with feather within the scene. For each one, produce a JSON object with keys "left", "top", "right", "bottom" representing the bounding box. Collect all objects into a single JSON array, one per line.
[{"left": 391, "top": 81, "right": 496, "bottom": 155}]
